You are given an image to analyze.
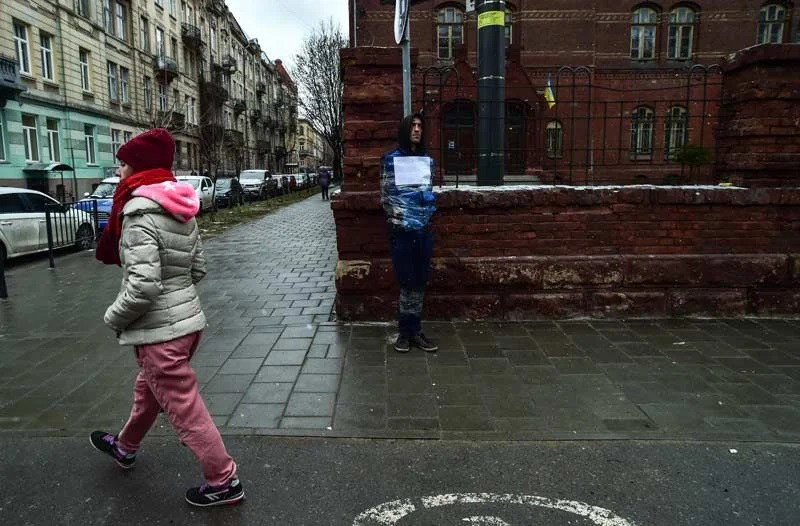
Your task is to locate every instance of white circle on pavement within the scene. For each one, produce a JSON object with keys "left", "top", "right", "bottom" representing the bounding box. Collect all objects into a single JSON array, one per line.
[{"left": 353, "top": 493, "right": 638, "bottom": 526}]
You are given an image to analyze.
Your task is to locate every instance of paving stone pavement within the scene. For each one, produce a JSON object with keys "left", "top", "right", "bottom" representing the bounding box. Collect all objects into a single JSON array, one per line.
[{"left": 2, "top": 193, "right": 800, "bottom": 443}]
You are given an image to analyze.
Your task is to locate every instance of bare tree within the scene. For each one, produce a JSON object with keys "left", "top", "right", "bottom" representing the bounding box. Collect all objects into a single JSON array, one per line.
[{"left": 294, "top": 18, "right": 346, "bottom": 180}]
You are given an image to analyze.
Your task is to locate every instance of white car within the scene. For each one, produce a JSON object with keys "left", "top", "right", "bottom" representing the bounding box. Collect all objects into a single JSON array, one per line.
[
  {"left": 176, "top": 175, "right": 215, "bottom": 212},
  {"left": 0, "top": 187, "right": 95, "bottom": 265}
]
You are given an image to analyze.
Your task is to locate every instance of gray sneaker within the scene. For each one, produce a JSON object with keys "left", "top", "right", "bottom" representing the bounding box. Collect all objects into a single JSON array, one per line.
[
  {"left": 394, "top": 334, "right": 411, "bottom": 353},
  {"left": 410, "top": 333, "right": 438, "bottom": 352}
]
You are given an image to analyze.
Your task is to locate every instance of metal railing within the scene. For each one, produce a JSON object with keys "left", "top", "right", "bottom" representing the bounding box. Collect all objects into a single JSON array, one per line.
[{"left": 407, "top": 65, "right": 724, "bottom": 187}]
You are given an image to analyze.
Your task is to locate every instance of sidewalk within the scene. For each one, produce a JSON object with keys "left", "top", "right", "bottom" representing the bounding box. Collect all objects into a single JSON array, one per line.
[{"left": 1, "top": 193, "right": 799, "bottom": 442}]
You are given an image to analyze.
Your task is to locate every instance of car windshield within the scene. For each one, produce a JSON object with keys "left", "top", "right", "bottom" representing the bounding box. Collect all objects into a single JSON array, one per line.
[
  {"left": 216, "top": 179, "right": 231, "bottom": 190},
  {"left": 180, "top": 178, "right": 201, "bottom": 189},
  {"left": 90, "top": 182, "right": 117, "bottom": 198}
]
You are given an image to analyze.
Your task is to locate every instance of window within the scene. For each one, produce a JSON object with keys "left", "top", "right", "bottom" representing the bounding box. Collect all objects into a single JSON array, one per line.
[
  {"left": 630, "top": 106, "right": 655, "bottom": 157},
  {"left": 140, "top": 17, "right": 150, "bottom": 51},
  {"left": 631, "top": 7, "right": 658, "bottom": 60},
  {"left": 75, "top": 0, "right": 90, "bottom": 17},
  {"left": 22, "top": 115, "right": 39, "bottom": 162},
  {"left": 173, "top": 89, "right": 180, "bottom": 110},
  {"left": 84, "top": 125, "right": 96, "bottom": 165},
  {"left": 545, "top": 121, "right": 563, "bottom": 158},
  {"left": 144, "top": 76, "right": 152, "bottom": 109},
  {"left": 120, "top": 67, "right": 129, "bottom": 103},
  {"left": 169, "top": 0, "right": 176, "bottom": 17},
  {"left": 155, "top": 0, "right": 163, "bottom": 8},
  {"left": 158, "top": 82, "right": 167, "bottom": 111},
  {"left": 664, "top": 106, "right": 688, "bottom": 160},
  {"left": 123, "top": 131, "right": 132, "bottom": 143},
  {"left": 107, "top": 62, "right": 118, "bottom": 100},
  {"left": 14, "top": 22, "right": 30, "bottom": 74},
  {"left": 115, "top": 2, "right": 127, "bottom": 40},
  {"left": 184, "top": 94, "right": 190, "bottom": 121},
  {"left": 40, "top": 34, "right": 54, "bottom": 80},
  {"left": 171, "top": 37, "right": 179, "bottom": 63},
  {"left": 0, "top": 194, "right": 26, "bottom": 214},
  {"left": 103, "top": 0, "right": 113, "bottom": 34},
  {"left": 79, "top": 49, "right": 91, "bottom": 91},
  {"left": 185, "top": 4, "right": 194, "bottom": 25},
  {"left": 156, "top": 27, "right": 165, "bottom": 56},
  {"left": 668, "top": 7, "right": 695, "bottom": 60},
  {"left": 111, "top": 129, "right": 121, "bottom": 157},
  {"left": 46, "top": 119, "right": 60, "bottom": 162},
  {"left": 505, "top": 9, "right": 513, "bottom": 46},
  {"left": 437, "top": 7, "right": 464, "bottom": 60},
  {"left": 758, "top": 4, "right": 787, "bottom": 44},
  {"left": 210, "top": 26, "right": 217, "bottom": 51},
  {"left": 190, "top": 97, "right": 196, "bottom": 124}
]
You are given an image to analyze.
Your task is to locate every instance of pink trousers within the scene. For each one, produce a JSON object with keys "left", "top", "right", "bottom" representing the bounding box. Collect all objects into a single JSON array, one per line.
[{"left": 117, "top": 331, "right": 237, "bottom": 487}]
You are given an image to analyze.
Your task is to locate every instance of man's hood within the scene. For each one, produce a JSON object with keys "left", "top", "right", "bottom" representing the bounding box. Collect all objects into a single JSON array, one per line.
[
  {"left": 397, "top": 112, "right": 426, "bottom": 155},
  {"left": 130, "top": 181, "right": 200, "bottom": 223}
]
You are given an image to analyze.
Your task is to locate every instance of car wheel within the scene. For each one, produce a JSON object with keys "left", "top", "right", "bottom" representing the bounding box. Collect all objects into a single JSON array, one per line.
[{"left": 74, "top": 224, "right": 94, "bottom": 251}]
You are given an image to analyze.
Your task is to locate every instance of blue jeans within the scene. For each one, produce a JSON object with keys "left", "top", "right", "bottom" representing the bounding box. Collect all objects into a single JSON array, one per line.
[{"left": 389, "top": 228, "right": 433, "bottom": 336}]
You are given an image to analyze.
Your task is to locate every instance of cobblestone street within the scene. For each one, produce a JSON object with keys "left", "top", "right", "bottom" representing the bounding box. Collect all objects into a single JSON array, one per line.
[{"left": 2, "top": 193, "right": 800, "bottom": 443}]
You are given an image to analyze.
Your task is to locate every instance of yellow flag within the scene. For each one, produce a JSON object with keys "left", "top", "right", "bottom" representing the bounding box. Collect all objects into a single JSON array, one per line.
[{"left": 544, "top": 76, "right": 556, "bottom": 109}]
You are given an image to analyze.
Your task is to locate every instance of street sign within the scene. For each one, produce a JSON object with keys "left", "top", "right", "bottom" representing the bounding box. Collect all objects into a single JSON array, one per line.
[
  {"left": 394, "top": 0, "right": 409, "bottom": 44},
  {"left": 465, "top": 0, "right": 476, "bottom": 12}
]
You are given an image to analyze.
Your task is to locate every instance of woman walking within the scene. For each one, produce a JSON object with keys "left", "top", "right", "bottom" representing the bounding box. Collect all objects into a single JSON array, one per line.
[{"left": 90, "top": 128, "right": 243, "bottom": 507}]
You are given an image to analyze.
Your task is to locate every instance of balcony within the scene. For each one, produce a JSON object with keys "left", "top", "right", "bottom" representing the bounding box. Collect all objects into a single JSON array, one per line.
[
  {"left": 249, "top": 108, "right": 262, "bottom": 121},
  {"left": 224, "top": 129, "right": 244, "bottom": 145},
  {"left": 0, "top": 56, "right": 25, "bottom": 107},
  {"left": 208, "top": 0, "right": 226, "bottom": 16},
  {"left": 181, "top": 23, "right": 203, "bottom": 49},
  {"left": 221, "top": 55, "right": 237, "bottom": 73},
  {"left": 159, "top": 110, "right": 186, "bottom": 129},
  {"left": 200, "top": 80, "right": 228, "bottom": 104},
  {"left": 256, "top": 81, "right": 266, "bottom": 95},
  {"left": 152, "top": 55, "right": 179, "bottom": 83},
  {"left": 232, "top": 98, "right": 246, "bottom": 115},
  {"left": 299, "top": 148, "right": 312, "bottom": 158},
  {"left": 255, "top": 140, "right": 269, "bottom": 153}
]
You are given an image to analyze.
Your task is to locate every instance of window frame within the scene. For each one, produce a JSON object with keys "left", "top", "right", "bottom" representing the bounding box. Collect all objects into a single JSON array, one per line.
[
  {"left": 758, "top": 3, "right": 787, "bottom": 44},
  {"left": 664, "top": 106, "right": 688, "bottom": 160},
  {"left": 545, "top": 120, "right": 563, "bottom": 159},
  {"left": 84, "top": 124, "right": 96, "bottom": 165},
  {"left": 630, "top": 106, "right": 655, "bottom": 159},
  {"left": 107, "top": 61, "right": 118, "bottom": 101},
  {"left": 668, "top": 7, "right": 696, "bottom": 60},
  {"left": 46, "top": 118, "right": 61, "bottom": 163},
  {"left": 630, "top": 6, "right": 659, "bottom": 61},
  {"left": 40, "top": 33, "right": 54, "bottom": 81},
  {"left": 14, "top": 22, "right": 31, "bottom": 75},
  {"left": 437, "top": 7, "right": 465, "bottom": 60},
  {"left": 157, "top": 81, "right": 167, "bottom": 111},
  {"left": 144, "top": 75, "right": 152, "bottom": 109},
  {"left": 79, "top": 48, "right": 91, "bottom": 92},
  {"left": 111, "top": 129, "right": 121, "bottom": 157},
  {"left": 140, "top": 16, "right": 150, "bottom": 52},
  {"left": 115, "top": 1, "right": 127, "bottom": 41},
  {"left": 120, "top": 66, "right": 129, "bottom": 104},
  {"left": 22, "top": 114, "right": 40, "bottom": 162}
]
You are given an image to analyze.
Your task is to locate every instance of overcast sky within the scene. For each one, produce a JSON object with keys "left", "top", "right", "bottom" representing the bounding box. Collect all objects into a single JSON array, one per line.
[{"left": 225, "top": 0, "right": 349, "bottom": 73}]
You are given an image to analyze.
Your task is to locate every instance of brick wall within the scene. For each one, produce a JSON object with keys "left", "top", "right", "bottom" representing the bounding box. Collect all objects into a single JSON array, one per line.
[
  {"left": 335, "top": 46, "right": 800, "bottom": 321},
  {"left": 716, "top": 44, "right": 800, "bottom": 187},
  {"left": 334, "top": 186, "right": 800, "bottom": 320}
]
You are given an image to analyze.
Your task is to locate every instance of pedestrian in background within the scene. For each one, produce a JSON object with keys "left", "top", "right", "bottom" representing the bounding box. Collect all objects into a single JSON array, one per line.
[
  {"left": 91, "top": 128, "right": 244, "bottom": 507},
  {"left": 319, "top": 166, "right": 331, "bottom": 200},
  {"left": 380, "top": 114, "right": 438, "bottom": 353}
]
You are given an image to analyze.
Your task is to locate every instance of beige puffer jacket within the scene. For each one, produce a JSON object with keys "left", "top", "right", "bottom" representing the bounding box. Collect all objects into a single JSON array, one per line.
[{"left": 104, "top": 195, "right": 207, "bottom": 346}]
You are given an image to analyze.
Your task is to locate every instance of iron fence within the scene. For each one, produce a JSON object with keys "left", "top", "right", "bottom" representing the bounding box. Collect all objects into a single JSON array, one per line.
[
  {"left": 408, "top": 64, "right": 724, "bottom": 187},
  {"left": 44, "top": 199, "right": 98, "bottom": 268}
]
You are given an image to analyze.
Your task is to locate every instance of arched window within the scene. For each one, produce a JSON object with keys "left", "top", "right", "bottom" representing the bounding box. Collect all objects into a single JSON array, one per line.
[
  {"left": 668, "top": 7, "right": 696, "bottom": 59},
  {"left": 630, "top": 106, "right": 654, "bottom": 157},
  {"left": 442, "top": 99, "right": 475, "bottom": 174},
  {"left": 758, "top": 4, "right": 787, "bottom": 44},
  {"left": 664, "top": 106, "right": 688, "bottom": 160},
  {"left": 505, "top": 9, "right": 513, "bottom": 46},
  {"left": 631, "top": 6, "right": 658, "bottom": 60},
  {"left": 545, "top": 120, "right": 563, "bottom": 159},
  {"left": 437, "top": 7, "right": 464, "bottom": 60}
]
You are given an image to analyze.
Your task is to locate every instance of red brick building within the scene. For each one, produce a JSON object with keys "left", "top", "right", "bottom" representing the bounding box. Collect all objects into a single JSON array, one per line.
[{"left": 348, "top": 1, "right": 799, "bottom": 184}]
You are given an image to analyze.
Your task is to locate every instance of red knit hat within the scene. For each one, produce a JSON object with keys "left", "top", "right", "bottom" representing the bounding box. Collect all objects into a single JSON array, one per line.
[{"left": 116, "top": 128, "right": 175, "bottom": 173}]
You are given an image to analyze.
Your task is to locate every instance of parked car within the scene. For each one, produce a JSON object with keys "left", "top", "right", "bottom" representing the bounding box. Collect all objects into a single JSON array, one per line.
[
  {"left": 213, "top": 177, "right": 243, "bottom": 208},
  {"left": 295, "top": 173, "right": 309, "bottom": 190},
  {"left": 74, "top": 176, "right": 119, "bottom": 231},
  {"left": 238, "top": 170, "right": 270, "bottom": 200},
  {"left": 176, "top": 175, "right": 215, "bottom": 212},
  {"left": 0, "top": 187, "right": 95, "bottom": 265}
]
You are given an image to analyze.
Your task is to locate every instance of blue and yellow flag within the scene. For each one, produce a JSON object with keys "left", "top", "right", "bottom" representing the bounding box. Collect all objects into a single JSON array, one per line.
[{"left": 544, "top": 76, "right": 556, "bottom": 109}]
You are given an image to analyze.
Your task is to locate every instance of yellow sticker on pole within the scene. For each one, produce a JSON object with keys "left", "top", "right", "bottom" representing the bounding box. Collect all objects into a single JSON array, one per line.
[{"left": 477, "top": 11, "right": 505, "bottom": 29}]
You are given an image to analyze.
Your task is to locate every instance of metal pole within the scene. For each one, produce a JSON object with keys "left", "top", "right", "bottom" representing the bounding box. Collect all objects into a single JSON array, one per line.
[
  {"left": 402, "top": 23, "right": 411, "bottom": 116},
  {"left": 45, "top": 208, "right": 55, "bottom": 269},
  {"left": 0, "top": 252, "right": 7, "bottom": 299},
  {"left": 477, "top": 0, "right": 505, "bottom": 186}
]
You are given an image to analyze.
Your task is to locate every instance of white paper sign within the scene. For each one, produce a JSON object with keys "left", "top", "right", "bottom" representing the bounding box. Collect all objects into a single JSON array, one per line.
[{"left": 394, "top": 156, "right": 431, "bottom": 186}]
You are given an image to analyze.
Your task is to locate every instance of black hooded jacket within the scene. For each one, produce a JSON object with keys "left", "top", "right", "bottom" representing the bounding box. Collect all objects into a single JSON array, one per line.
[{"left": 397, "top": 113, "right": 427, "bottom": 155}]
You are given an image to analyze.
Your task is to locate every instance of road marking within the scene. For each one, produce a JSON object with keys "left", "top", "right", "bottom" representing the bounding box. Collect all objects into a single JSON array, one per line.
[{"left": 353, "top": 492, "right": 638, "bottom": 525}]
